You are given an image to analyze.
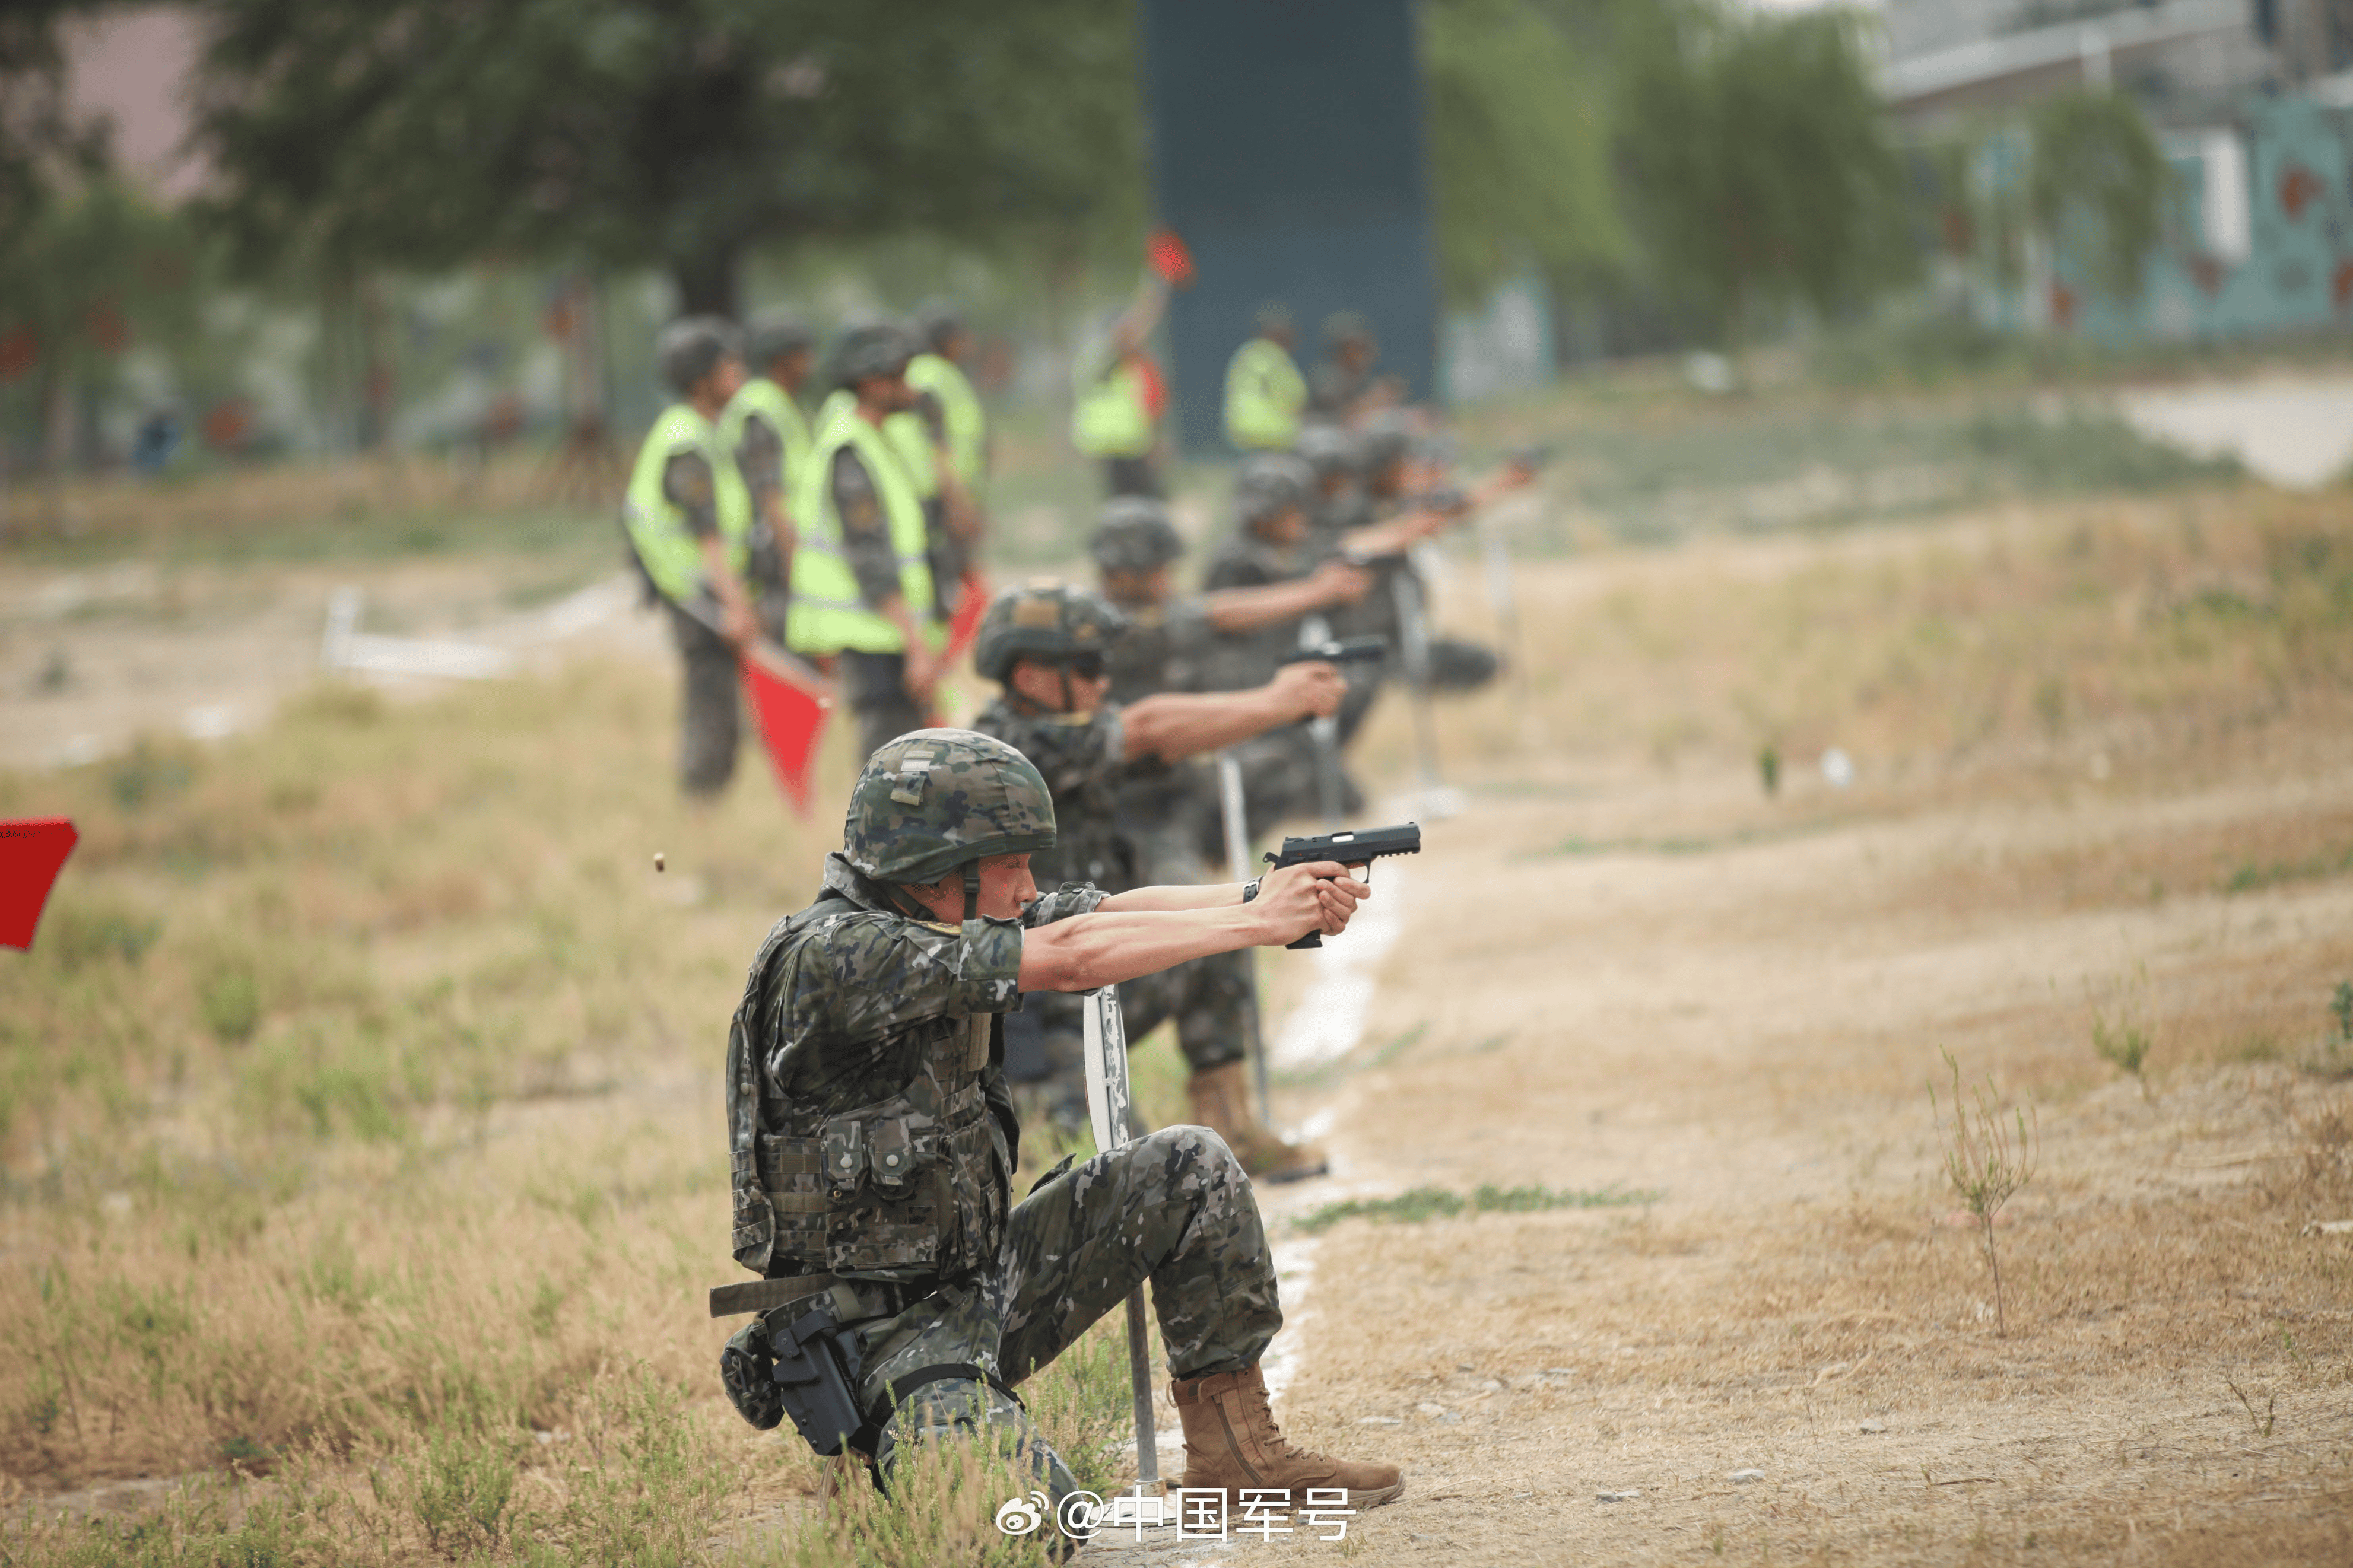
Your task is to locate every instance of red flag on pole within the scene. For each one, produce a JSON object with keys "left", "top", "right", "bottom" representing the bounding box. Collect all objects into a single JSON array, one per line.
[
  {"left": 740, "top": 647, "right": 832, "bottom": 816},
  {"left": 1145, "top": 229, "right": 1196, "bottom": 290},
  {"left": 1, "top": 818, "right": 78, "bottom": 952},
  {"left": 945, "top": 571, "right": 990, "bottom": 667}
]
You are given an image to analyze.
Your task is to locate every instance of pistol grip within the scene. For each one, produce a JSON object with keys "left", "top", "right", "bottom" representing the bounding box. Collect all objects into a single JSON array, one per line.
[{"left": 1285, "top": 931, "right": 1323, "bottom": 950}]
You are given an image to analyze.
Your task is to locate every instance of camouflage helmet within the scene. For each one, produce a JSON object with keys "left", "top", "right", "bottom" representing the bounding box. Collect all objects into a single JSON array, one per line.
[
  {"left": 973, "top": 581, "right": 1129, "bottom": 684},
  {"left": 745, "top": 310, "right": 814, "bottom": 371},
  {"left": 1234, "top": 451, "right": 1314, "bottom": 529},
  {"left": 1296, "top": 422, "right": 1361, "bottom": 483},
  {"left": 1088, "top": 496, "right": 1184, "bottom": 574},
  {"left": 843, "top": 728, "right": 1057, "bottom": 885},
  {"left": 913, "top": 298, "right": 966, "bottom": 352},
  {"left": 1358, "top": 410, "right": 1416, "bottom": 476},
  {"left": 828, "top": 318, "right": 918, "bottom": 390},
  {"left": 656, "top": 316, "right": 741, "bottom": 395}
]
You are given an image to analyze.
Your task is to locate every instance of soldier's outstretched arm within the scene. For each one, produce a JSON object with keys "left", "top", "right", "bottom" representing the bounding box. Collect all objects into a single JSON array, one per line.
[
  {"left": 1201, "top": 560, "right": 1371, "bottom": 633},
  {"left": 1120, "top": 661, "right": 1345, "bottom": 763},
  {"left": 1017, "top": 861, "right": 1363, "bottom": 993}
]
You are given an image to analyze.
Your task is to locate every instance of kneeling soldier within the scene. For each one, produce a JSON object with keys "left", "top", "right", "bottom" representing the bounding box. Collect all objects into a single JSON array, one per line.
[{"left": 718, "top": 730, "right": 1404, "bottom": 1521}]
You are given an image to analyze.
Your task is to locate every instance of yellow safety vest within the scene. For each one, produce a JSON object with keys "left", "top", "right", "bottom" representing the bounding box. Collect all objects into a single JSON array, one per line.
[
  {"left": 1071, "top": 349, "right": 1155, "bottom": 459},
  {"left": 716, "top": 376, "right": 813, "bottom": 501},
  {"left": 623, "top": 403, "right": 752, "bottom": 604},
  {"left": 881, "top": 407, "right": 941, "bottom": 500},
  {"left": 905, "top": 352, "right": 988, "bottom": 490},
  {"left": 786, "top": 403, "right": 942, "bottom": 656},
  {"left": 1224, "top": 336, "right": 1306, "bottom": 450}
]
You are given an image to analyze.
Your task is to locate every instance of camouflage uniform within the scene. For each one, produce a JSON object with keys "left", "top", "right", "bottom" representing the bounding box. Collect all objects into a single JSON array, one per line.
[
  {"left": 723, "top": 732, "right": 1279, "bottom": 1503},
  {"left": 971, "top": 696, "right": 1252, "bottom": 1127}
]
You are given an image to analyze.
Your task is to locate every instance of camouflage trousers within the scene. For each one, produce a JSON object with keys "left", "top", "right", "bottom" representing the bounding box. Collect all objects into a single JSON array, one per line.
[
  {"left": 1010, "top": 956, "right": 1253, "bottom": 1130},
  {"left": 669, "top": 599, "right": 741, "bottom": 797},
  {"left": 856, "top": 1125, "right": 1281, "bottom": 1501}
]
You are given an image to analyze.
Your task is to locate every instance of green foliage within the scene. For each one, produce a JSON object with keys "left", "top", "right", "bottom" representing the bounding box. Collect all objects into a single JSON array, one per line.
[
  {"left": 1613, "top": 4, "right": 1909, "bottom": 344},
  {"left": 2028, "top": 90, "right": 2167, "bottom": 300},
  {"left": 192, "top": 0, "right": 1142, "bottom": 310},
  {"left": 2091, "top": 1011, "right": 2152, "bottom": 1089},
  {"left": 1422, "top": 0, "right": 1626, "bottom": 303},
  {"left": 199, "top": 962, "right": 263, "bottom": 1045},
  {"left": 2332, "top": 982, "right": 2352, "bottom": 1044}
]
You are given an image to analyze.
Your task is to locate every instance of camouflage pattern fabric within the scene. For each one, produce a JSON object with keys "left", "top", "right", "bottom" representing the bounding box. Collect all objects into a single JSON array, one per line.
[
  {"left": 970, "top": 698, "right": 1131, "bottom": 894},
  {"left": 728, "top": 850, "right": 1100, "bottom": 1277},
  {"left": 972, "top": 696, "right": 1252, "bottom": 1108},
  {"left": 862, "top": 1125, "right": 1281, "bottom": 1504}
]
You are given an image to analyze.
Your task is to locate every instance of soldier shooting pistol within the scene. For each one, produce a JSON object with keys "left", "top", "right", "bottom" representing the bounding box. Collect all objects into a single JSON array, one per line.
[{"left": 1261, "top": 821, "right": 1420, "bottom": 948}]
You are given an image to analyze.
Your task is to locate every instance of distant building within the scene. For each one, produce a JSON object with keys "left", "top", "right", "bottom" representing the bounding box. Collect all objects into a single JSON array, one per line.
[{"left": 1882, "top": 1, "right": 2353, "bottom": 341}]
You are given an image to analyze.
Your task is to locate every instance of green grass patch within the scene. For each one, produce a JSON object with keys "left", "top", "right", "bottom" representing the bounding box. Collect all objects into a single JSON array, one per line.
[
  {"left": 2222, "top": 844, "right": 2353, "bottom": 895},
  {"left": 1294, "top": 1181, "right": 1660, "bottom": 1234}
]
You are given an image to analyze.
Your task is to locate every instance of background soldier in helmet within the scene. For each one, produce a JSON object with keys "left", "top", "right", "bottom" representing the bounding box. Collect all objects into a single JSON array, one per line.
[
  {"left": 718, "top": 729, "right": 1403, "bottom": 1520},
  {"left": 1095, "top": 494, "right": 1371, "bottom": 857},
  {"left": 786, "top": 321, "right": 945, "bottom": 762},
  {"left": 1308, "top": 311, "right": 1403, "bottom": 424},
  {"left": 970, "top": 584, "right": 1344, "bottom": 1180},
  {"left": 717, "top": 311, "right": 817, "bottom": 635},
  {"left": 1331, "top": 411, "right": 1536, "bottom": 707},
  {"left": 622, "top": 316, "right": 763, "bottom": 800}
]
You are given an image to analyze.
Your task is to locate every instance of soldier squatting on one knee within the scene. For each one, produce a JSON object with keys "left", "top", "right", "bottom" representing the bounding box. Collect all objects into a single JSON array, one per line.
[
  {"left": 971, "top": 582, "right": 1348, "bottom": 1182},
  {"left": 716, "top": 731, "right": 1404, "bottom": 1521}
]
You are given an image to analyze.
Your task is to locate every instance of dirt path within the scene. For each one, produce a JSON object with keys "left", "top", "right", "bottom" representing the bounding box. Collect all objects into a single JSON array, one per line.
[{"left": 1231, "top": 763, "right": 2353, "bottom": 1566}]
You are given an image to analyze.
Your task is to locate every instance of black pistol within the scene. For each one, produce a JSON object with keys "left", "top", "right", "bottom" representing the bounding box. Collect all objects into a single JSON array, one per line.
[
  {"left": 1277, "top": 635, "right": 1387, "bottom": 668},
  {"left": 1263, "top": 822, "right": 1421, "bottom": 949}
]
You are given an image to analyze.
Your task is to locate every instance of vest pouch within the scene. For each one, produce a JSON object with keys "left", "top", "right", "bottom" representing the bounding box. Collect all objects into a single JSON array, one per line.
[
  {"left": 820, "top": 1117, "right": 868, "bottom": 1201},
  {"left": 867, "top": 1118, "right": 920, "bottom": 1198}
]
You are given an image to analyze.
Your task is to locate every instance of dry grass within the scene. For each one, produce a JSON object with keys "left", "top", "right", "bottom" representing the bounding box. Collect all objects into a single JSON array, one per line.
[{"left": 3, "top": 437, "right": 2352, "bottom": 1560}]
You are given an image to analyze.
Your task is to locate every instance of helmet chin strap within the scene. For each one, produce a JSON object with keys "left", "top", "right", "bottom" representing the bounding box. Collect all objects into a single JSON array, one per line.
[{"left": 962, "top": 860, "right": 981, "bottom": 923}]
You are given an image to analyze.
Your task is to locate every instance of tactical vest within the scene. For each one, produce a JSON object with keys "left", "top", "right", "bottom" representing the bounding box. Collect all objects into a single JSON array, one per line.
[
  {"left": 717, "top": 377, "right": 814, "bottom": 498},
  {"left": 905, "top": 353, "right": 987, "bottom": 490},
  {"left": 1071, "top": 356, "right": 1154, "bottom": 459},
  {"left": 624, "top": 403, "right": 753, "bottom": 603},
  {"left": 785, "top": 402, "right": 942, "bottom": 656},
  {"left": 1224, "top": 336, "right": 1306, "bottom": 451},
  {"left": 726, "top": 896, "right": 1009, "bottom": 1287}
]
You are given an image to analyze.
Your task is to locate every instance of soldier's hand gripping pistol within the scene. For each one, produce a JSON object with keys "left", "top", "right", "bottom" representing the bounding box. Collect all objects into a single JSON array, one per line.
[{"left": 1264, "top": 822, "right": 1421, "bottom": 949}]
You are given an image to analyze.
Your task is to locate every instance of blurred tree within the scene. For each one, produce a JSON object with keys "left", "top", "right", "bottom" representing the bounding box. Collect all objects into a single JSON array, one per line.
[
  {"left": 190, "top": 0, "right": 1140, "bottom": 317},
  {"left": 2027, "top": 90, "right": 2167, "bottom": 301},
  {"left": 1612, "top": 4, "right": 1910, "bottom": 346},
  {"left": 1421, "top": 0, "right": 1627, "bottom": 305},
  {"left": 0, "top": 180, "right": 199, "bottom": 472}
]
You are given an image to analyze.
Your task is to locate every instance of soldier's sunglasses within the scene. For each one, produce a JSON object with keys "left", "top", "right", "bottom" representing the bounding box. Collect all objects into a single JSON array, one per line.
[{"left": 1060, "top": 653, "right": 1109, "bottom": 682}]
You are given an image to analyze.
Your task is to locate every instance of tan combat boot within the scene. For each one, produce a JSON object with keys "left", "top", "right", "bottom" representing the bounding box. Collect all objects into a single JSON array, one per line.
[
  {"left": 1171, "top": 1363, "right": 1404, "bottom": 1511},
  {"left": 1186, "top": 1061, "right": 1328, "bottom": 1184}
]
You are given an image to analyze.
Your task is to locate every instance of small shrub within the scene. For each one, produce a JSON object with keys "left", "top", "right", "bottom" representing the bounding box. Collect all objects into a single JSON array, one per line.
[
  {"left": 198, "top": 962, "right": 262, "bottom": 1043},
  {"left": 2091, "top": 1010, "right": 2152, "bottom": 1093},
  {"left": 1929, "top": 1048, "right": 2038, "bottom": 1338}
]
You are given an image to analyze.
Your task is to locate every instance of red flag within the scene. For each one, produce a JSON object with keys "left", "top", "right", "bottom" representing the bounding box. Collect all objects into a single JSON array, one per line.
[
  {"left": 1145, "top": 228, "right": 1196, "bottom": 289},
  {"left": 945, "top": 571, "right": 991, "bottom": 666},
  {"left": 1, "top": 818, "right": 78, "bottom": 952},
  {"left": 741, "top": 654, "right": 830, "bottom": 815}
]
